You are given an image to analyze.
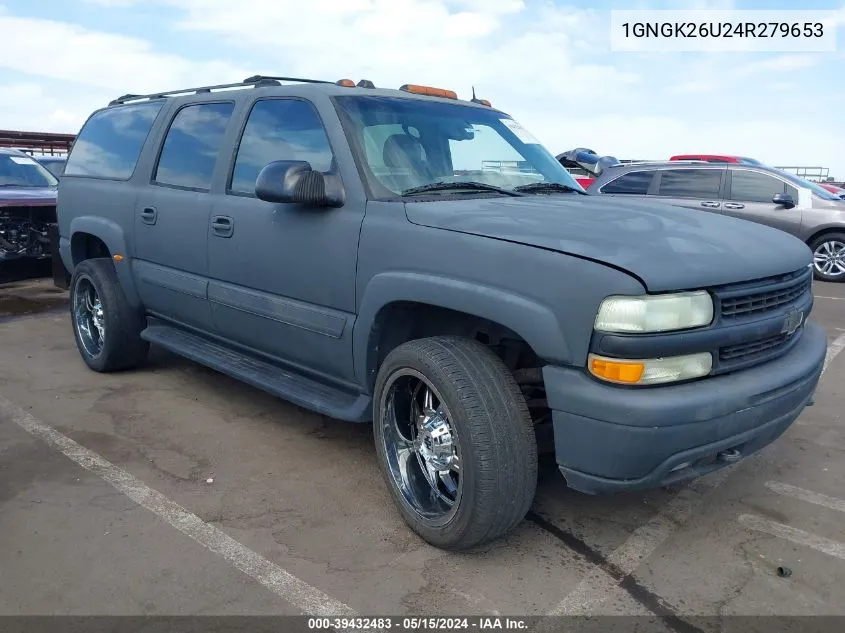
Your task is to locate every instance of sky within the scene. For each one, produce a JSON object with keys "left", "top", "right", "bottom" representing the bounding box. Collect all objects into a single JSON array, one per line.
[{"left": 1, "top": 0, "right": 844, "bottom": 178}]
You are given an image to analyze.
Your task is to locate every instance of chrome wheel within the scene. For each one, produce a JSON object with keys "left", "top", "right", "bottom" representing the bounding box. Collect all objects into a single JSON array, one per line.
[
  {"left": 380, "top": 369, "right": 462, "bottom": 523},
  {"left": 813, "top": 240, "right": 845, "bottom": 278},
  {"left": 73, "top": 277, "right": 105, "bottom": 357}
]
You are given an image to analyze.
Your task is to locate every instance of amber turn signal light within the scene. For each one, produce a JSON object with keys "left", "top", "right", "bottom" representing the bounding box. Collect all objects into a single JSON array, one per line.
[{"left": 589, "top": 357, "right": 645, "bottom": 384}]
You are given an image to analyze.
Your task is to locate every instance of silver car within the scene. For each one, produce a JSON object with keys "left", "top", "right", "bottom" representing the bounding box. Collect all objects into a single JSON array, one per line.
[{"left": 588, "top": 161, "right": 845, "bottom": 282}]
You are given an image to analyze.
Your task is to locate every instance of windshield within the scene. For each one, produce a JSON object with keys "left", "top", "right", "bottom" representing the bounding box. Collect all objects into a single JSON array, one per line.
[
  {"left": 333, "top": 95, "right": 583, "bottom": 198},
  {"left": 37, "top": 157, "right": 67, "bottom": 177},
  {"left": 0, "top": 153, "right": 59, "bottom": 188},
  {"left": 773, "top": 168, "right": 842, "bottom": 201}
]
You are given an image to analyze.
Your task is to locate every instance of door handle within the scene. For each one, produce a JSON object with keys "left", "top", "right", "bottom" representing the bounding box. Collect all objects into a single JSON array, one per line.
[
  {"left": 140, "top": 206, "right": 158, "bottom": 225},
  {"left": 210, "top": 215, "right": 234, "bottom": 238},
  {"left": 700, "top": 201, "right": 720, "bottom": 208},
  {"left": 723, "top": 202, "right": 745, "bottom": 210}
]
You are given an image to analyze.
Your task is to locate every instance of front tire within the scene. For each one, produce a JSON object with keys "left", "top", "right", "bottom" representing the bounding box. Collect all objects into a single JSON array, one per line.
[
  {"left": 809, "top": 232, "right": 845, "bottom": 282},
  {"left": 70, "top": 257, "right": 149, "bottom": 372},
  {"left": 373, "top": 336, "right": 537, "bottom": 550}
]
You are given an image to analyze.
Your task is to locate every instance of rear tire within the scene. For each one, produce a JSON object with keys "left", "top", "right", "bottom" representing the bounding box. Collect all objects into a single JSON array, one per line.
[
  {"left": 373, "top": 336, "right": 537, "bottom": 551},
  {"left": 70, "top": 257, "right": 149, "bottom": 372},
  {"left": 809, "top": 232, "right": 845, "bottom": 282}
]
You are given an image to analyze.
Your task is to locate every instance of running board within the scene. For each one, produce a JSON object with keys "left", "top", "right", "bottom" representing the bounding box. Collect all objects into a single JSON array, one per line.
[{"left": 141, "top": 323, "right": 372, "bottom": 422}]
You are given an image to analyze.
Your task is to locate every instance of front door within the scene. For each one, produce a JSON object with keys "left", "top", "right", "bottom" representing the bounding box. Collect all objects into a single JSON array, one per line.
[
  {"left": 133, "top": 101, "right": 236, "bottom": 331},
  {"left": 720, "top": 168, "right": 803, "bottom": 237},
  {"left": 207, "top": 97, "right": 365, "bottom": 383}
]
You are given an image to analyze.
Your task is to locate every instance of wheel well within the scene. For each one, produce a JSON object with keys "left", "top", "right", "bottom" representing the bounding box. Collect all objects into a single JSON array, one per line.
[
  {"left": 369, "top": 302, "right": 541, "bottom": 377},
  {"left": 367, "top": 302, "right": 550, "bottom": 430},
  {"left": 805, "top": 227, "right": 845, "bottom": 249},
  {"left": 71, "top": 232, "right": 110, "bottom": 265}
]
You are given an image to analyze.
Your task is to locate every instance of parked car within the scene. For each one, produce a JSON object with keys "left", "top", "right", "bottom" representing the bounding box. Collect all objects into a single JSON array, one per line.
[
  {"left": 555, "top": 148, "right": 618, "bottom": 190},
  {"left": 35, "top": 155, "right": 67, "bottom": 178},
  {"left": 670, "top": 154, "right": 765, "bottom": 166},
  {"left": 0, "top": 148, "right": 58, "bottom": 264},
  {"left": 590, "top": 161, "right": 845, "bottom": 282},
  {"left": 55, "top": 76, "right": 826, "bottom": 550}
]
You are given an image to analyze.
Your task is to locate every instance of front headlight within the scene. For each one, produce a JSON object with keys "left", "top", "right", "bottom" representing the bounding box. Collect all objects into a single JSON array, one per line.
[
  {"left": 588, "top": 352, "right": 713, "bottom": 385},
  {"left": 594, "top": 291, "right": 713, "bottom": 333}
]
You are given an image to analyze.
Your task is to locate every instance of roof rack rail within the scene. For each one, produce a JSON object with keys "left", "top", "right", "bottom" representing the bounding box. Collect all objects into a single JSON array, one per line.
[
  {"left": 109, "top": 74, "right": 334, "bottom": 105},
  {"left": 242, "top": 75, "right": 333, "bottom": 85}
]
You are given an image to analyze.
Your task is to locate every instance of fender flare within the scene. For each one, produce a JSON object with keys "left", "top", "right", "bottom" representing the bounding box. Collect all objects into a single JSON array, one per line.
[
  {"left": 68, "top": 216, "right": 141, "bottom": 308},
  {"left": 353, "top": 271, "right": 571, "bottom": 389}
]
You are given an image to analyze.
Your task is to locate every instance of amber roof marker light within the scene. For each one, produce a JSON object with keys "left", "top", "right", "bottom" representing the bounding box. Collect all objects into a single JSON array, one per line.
[
  {"left": 399, "top": 84, "right": 458, "bottom": 99},
  {"left": 335, "top": 79, "right": 356, "bottom": 87}
]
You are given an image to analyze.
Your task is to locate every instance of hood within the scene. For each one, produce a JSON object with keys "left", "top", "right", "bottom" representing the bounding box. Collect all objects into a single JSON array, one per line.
[
  {"left": 404, "top": 194, "right": 812, "bottom": 292},
  {"left": 0, "top": 187, "right": 57, "bottom": 207}
]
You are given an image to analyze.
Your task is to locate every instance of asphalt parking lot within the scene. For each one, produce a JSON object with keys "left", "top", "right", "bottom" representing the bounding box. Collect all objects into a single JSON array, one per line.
[{"left": 1, "top": 276, "right": 844, "bottom": 626}]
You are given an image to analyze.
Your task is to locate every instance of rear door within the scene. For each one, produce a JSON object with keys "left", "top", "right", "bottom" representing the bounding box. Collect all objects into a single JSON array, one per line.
[
  {"left": 721, "top": 168, "right": 803, "bottom": 237},
  {"left": 133, "top": 100, "right": 236, "bottom": 331},
  {"left": 652, "top": 167, "right": 725, "bottom": 213}
]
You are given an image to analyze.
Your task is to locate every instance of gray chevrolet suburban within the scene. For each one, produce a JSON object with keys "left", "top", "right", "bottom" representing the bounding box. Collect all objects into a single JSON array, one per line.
[{"left": 56, "top": 75, "right": 827, "bottom": 550}]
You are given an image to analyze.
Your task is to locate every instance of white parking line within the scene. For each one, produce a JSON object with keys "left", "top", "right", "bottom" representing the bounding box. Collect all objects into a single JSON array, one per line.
[
  {"left": 815, "top": 295, "right": 845, "bottom": 301},
  {"left": 547, "top": 470, "right": 732, "bottom": 615},
  {"left": 547, "top": 332, "right": 844, "bottom": 616},
  {"left": 738, "top": 514, "right": 845, "bottom": 562},
  {"left": 765, "top": 481, "right": 845, "bottom": 514},
  {"left": 823, "top": 333, "right": 845, "bottom": 374},
  {"left": 0, "top": 395, "right": 357, "bottom": 618}
]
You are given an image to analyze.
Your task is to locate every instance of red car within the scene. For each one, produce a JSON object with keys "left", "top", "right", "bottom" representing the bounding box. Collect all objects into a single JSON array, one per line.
[
  {"left": 669, "top": 154, "right": 765, "bottom": 166},
  {"left": 819, "top": 182, "right": 845, "bottom": 199}
]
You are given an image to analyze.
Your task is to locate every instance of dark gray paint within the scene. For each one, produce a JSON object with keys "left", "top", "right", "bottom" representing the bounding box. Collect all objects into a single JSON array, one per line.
[{"left": 403, "top": 195, "right": 811, "bottom": 291}]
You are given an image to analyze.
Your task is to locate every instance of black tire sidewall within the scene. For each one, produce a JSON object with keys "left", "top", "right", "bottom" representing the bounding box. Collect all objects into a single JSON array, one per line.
[
  {"left": 69, "top": 258, "right": 142, "bottom": 371},
  {"left": 373, "top": 338, "right": 534, "bottom": 549}
]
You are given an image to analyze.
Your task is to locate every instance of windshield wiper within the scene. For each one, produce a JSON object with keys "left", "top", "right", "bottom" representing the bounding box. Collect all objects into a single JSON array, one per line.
[
  {"left": 513, "top": 182, "right": 587, "bottom": 195},
  {"left": 401, "top": 181, "right": 523, "bottom": 197}
]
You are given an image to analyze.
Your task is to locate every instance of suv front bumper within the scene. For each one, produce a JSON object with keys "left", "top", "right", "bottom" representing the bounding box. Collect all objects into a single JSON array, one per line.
[{"left": 544, "top": 320, "right": 826, "bottom": 494}]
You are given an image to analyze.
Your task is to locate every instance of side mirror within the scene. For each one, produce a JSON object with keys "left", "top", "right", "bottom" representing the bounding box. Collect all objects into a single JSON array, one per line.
[
  {"left": 255, "top": 160, "right": 345, "bottom": 208},
  {"left": 772, "top": 192, "right": 795, "bottom": 208}
]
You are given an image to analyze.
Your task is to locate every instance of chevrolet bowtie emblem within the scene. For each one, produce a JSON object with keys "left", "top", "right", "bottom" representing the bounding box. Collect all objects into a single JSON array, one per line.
[{"left": 781, "top": 308, "right": 804, "bottom": 336}]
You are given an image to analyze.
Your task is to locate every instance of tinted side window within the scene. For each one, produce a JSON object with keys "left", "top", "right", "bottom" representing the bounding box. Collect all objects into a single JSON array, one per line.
[
  {"left": 600, "top": 170, "right": 654, "bottom": 194},
  {"left": 154, "top": 102, "right": 235, "bottom": 190},
  {"left": 64, "top": 101, "right": 164, "bottom": 179},
  {"left": 658, "top": 169, "right": 722, "bottom": 198},
  {"left": 230, "top": 99, "right": 334, "bottom": 195},
  {"left": 729, "top": 170, "right": 786, "bottom": 203}
]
